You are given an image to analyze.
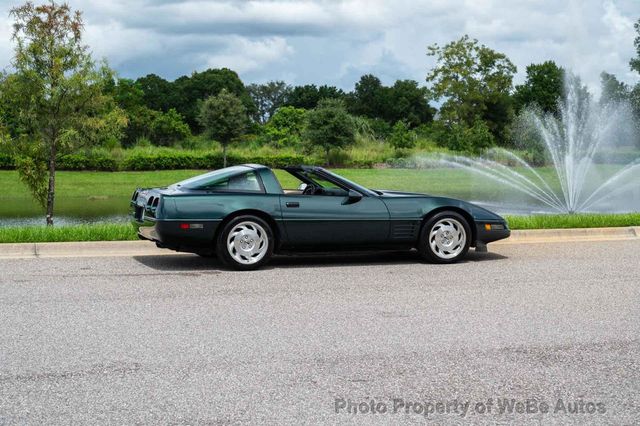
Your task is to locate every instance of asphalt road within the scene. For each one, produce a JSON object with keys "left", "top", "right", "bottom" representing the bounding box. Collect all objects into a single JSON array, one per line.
[{"left": 0, "top": 240, "right": 638, "bottom": 425}]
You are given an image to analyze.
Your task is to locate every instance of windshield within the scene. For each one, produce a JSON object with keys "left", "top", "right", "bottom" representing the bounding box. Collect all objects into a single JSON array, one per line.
[
  {"left": 174, "top": 166, "right": 252, "bottom": 189},
  {"left": 320, "top": 169, "right": 377, "bottom": 196}
]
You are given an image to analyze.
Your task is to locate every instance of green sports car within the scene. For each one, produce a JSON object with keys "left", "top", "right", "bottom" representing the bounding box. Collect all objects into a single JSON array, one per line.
[{"left": 131, "top": 164, "right": 510, "bottom": 270}]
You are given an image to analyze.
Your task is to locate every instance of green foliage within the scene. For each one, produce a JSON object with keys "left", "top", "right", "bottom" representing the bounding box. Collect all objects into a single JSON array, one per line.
[
  {"left": 173, "top": 68, "right": 254, "bottom": 131},
  {"left": 464, "top": 120, "right": 495, "bottom": 153},
  {"left": 426, "top": 35, "right": 516, "bottom": 145},
  {"left": 513, "top": 61, "right": 564, "bottom": 114},
  {"left": 2, "top": 1, "right": 124, "bottom": 224},
  {"left": 263, "top": 106, "right": 306, "bottom": 148},
  {"left": 121, "top": 150, "right": 305, "bottom": 171},
  {"left": 347, "top": 76, "right": 434, "bottom": 128},
  {"left": 149, "top": 108, "right": 191, "bottom": 146},
  {"left": 285, "top": 84, "right": 346, "bottom": 109},
  {"left": 305, "top": 99, "right": 356, "bottom": 161},
  {"left": 13, "top": 156, "right": 48, "bottom": 206},
  {"left": 107, "top": 78, "right": 145, "bottom": 111},
  {"left": 122, "top": 106, "right": 156, "bottom": 147},
  {"left": 427, "top": 120, "right": 494, "bottom": 154},
  {"left": 387, "top": 79, "right": 435, "bottom": 127},
  {"left": 247, "top": 81, "right": 291, "bottom": 124},
  {"left": 57, "top": 152, "right": 118, "bottom": 171},
  {"left": 122, "top": 106, "right": 191, "bottom": 147},
  {"left": 631, "top": 18, "right": 640, "bottom": 75},
  {"left": 135, "top": 73, "right": 176, "bottom": 112},
  {"left": 197, "top": 89, "right": 248, "bottom": 166},
  {"left": 389, "top": 121, "right": 416, "bottom": 150},
  {"left": 349, "top": 74, "right": 387, "bottom": 119},
  {"left": 600, "top": 72, "right": 630, "bottom": 105},
  {"left": 0, "top": 152, "right": 14, "bottom": 169},
  {"left": 79, "top": 106, "right": 128, "bottom": 149}
]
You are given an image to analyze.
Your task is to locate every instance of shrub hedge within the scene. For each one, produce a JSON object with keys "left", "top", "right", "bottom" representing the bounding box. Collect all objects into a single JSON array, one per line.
[
  {"left": 0, "top": 153, "right": 14, "bottom": 170},
  {"left": 0, "top": 151, "right": 310, "bottom": 171}
]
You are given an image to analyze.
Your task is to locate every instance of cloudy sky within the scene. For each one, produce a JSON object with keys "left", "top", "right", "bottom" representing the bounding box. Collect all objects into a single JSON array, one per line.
[{"left": 0, "top": 0, "right": 638, "bottom": 94}]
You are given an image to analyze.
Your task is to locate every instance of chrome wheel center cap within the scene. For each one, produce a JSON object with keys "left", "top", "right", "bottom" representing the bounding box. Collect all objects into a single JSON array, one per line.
[
  {"left": 440, "top": 229, "right": 453, "bottom": 246},
  {"left": 240, "top": 235, "right": 255, "bottom": 251}
]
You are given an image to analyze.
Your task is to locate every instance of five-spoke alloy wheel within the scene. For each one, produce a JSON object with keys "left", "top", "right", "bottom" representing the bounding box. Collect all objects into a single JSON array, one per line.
[
  {"left": 419, "top": 211, "right": 471, "bottom": 263},
  {"left": 217, "top": 215, "right": 274, "bottom": 270}
]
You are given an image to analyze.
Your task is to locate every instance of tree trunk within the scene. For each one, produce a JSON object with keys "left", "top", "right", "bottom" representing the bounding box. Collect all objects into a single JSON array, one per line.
[
  {"left": 223, "top": 144, "right": 227, "bottom": 168},
  {"left": 45, "top": 142, "right": 56, "bottom": 226}
]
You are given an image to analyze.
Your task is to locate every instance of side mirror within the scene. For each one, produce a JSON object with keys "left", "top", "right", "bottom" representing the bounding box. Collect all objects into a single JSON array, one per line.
[
  {"left": 298, "top": 183, "right": 308, "bottom": 191},
  {"left": 342, "top": 189, "right": 363, "bottom": 205}
]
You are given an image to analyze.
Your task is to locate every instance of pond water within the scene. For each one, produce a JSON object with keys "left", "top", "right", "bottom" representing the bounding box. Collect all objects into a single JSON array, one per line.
[{"left": 0, "top": 196, "right": 132, "bottom": 227}]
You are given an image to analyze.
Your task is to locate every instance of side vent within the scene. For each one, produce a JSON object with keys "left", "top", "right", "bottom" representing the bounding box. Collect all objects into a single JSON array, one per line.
[{"left": 391, "top": 222, "right": 418, "bottom": 240}]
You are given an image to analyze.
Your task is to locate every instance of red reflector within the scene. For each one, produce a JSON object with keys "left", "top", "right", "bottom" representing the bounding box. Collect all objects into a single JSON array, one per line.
[{"left": 179, "top": 223, "right": 190, "bottom": 230}]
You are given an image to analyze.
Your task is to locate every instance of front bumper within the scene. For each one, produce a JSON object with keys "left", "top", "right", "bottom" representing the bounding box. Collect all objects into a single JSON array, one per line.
[{"left": 475, "top": 222, "right": 510, "bottom": 245}]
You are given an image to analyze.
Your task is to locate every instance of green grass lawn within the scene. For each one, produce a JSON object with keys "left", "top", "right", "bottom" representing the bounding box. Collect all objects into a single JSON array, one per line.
[
  {"left": 0, "top": 223, "right": 137, "bottom": 243},
  {"left": 1, "top": 213, "right": 639, "bottom": 243},
  {"left": 0, "top": 167, "right": 560, "bottom": 198}
]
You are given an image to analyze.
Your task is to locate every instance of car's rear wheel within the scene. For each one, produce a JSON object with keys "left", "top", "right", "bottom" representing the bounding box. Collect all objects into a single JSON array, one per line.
[
  {"left": 216, "top": 215, "right": 274, "bottom": 270},
  {"left": 418, "top": 211, "right": 470, "bottom": 264}
]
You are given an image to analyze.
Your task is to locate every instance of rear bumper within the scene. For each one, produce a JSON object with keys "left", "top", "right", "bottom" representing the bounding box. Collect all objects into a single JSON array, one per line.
[
  {"left": 138, "top": 226, "right": 159, "bottom": 242},
  {"left": 135, "top": 220, "right": 220, "bottom": 255}
]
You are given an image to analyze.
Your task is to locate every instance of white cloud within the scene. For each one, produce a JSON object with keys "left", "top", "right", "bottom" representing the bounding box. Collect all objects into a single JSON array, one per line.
[
  {"left": 0, "top": 0, "right": 637, "bottom": 92},
  {"left": 200, "top": 35, "right": 294, "bottom": 74}
]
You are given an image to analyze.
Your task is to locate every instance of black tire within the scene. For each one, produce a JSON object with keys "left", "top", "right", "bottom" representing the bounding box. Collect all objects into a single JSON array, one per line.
[
  {"left": 418, "top": 211, "right": 471, "bottom": 264},
  {"left": 216, "top": 215, "right": 274, "bottom": 271}
]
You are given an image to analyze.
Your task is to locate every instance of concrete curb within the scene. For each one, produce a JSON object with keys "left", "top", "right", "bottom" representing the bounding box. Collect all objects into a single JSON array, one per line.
[
  {"left": 493, "top": 226, "right": 640, "bottom": 245},
  {"left": 0, "top": 227, "right": 639, "bottom": 259},
  {"left": 0, "top": 240, "right": 175, "bottom": 259}
]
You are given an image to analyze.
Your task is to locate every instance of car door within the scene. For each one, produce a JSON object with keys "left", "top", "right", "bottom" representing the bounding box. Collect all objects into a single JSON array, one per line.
[{"left": 279, "top": 192, "right": 390, "bottom": 247}]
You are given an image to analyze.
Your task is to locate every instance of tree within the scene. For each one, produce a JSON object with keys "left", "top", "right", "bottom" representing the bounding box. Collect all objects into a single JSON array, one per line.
[
  {"left": 150, "top": 108, "right": 191, "bottom": 146},
  {"left": 1, "top": 2, "right": 124, "bottom": 225},
  {"left": 136, "top": 73, "right": 176, "bottom": 112},
  {"left": 426, "top": 35, "right": 517, "bottom": 145},
  {"left": 304, "top": 99, "right": 355, "bottom": 161},
  {"left": 106, "top": 78, "right": 144, "bottom": 111},
  {"left": 630, "top": 18, "right": 640, "bottom": 75},
  {"left": 514, "top": 61, "right": 564, "bottom": 114},
  {"left": 247, "top": 81, "right": 291, "bottom": 124},
  {"left": 285, "top": 84, "right": 345, "bottom": 109},
  {"left": 197, "top": 89, "right": 247, "bottom": 167},
  {"left": 263, "top": 106, "right": 307, "bottom": 148},
  {"left": 600, "top": 72, "right": 630, "bottom": 105},
  {"left": 174, "top": 68, "right": 254, "bottom": 131},
  {"left": 348, "top": 74, "right": 388, "bottom": 119},
  {"left": 388, "top": 121, "right": 415, "bottom": 150},
  {"left": 387, "top": 79, "right": 434, "bottom": 127}
]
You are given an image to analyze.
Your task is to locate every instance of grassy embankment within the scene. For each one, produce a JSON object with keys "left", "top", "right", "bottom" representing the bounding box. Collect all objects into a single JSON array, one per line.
[{"left": 2, "top": 214, "right": 639, "bottom": 244}]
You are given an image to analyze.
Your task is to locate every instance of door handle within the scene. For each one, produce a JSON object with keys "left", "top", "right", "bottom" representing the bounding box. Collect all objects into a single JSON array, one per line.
[{"left": 286, "top": 202, "right": 300, "bottom": 208}]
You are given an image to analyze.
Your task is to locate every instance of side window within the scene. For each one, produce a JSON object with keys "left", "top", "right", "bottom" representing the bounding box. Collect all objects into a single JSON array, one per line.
[{"left": 202, "top": 171, "right": 262, "bottom": 192}]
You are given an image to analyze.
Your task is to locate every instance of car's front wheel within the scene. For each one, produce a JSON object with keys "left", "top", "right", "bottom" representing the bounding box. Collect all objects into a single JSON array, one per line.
[
  {"left": 216, "top": 215, "right": 274, "bottom": 270},
  {"left": 418, "top": 211, "right": 471, "bottom": 264}
]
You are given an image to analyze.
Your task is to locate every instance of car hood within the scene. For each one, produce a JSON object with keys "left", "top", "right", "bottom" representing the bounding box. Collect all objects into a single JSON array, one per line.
[
  {"left": 375, "top": 189, "right": 506, "bottom": 222},
  {"left": 375, "top": 189, "right": 431, "bottom": 197}
]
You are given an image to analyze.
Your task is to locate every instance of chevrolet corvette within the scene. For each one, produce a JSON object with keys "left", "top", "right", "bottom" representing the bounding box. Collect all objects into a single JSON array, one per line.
[{"left": 131, "top": 164, "right": 510, "bottom": 270}]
